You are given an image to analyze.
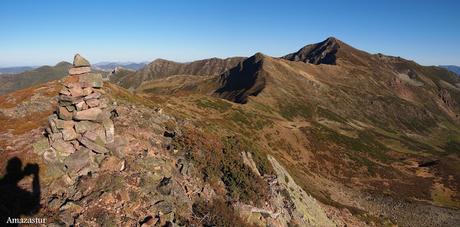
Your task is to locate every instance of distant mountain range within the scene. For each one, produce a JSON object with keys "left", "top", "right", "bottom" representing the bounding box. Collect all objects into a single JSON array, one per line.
[
  {"left": 440, "top": 65, "right": 460, "bottom": 75},
  {"left": 0, "top": 61, "right": 147, "bottom": 75},
  {"left": 92, "top": 62, "right": 147, "bottom": 71},
  {"left": 0, "top": 66, "right": 38, "bottom": 74},
  {"left": 0, "top": 62, "right": 72, "bottom": 95}
]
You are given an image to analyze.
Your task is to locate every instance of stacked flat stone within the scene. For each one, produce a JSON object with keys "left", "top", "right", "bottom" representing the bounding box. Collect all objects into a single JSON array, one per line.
[{"left": 44, "top": 54, "right": 115, "bottom": 179}]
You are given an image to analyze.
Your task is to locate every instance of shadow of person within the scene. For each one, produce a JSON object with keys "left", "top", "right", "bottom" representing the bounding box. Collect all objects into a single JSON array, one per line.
[{"left": 0, "top": 157, "right": 41, "bottom": 226}]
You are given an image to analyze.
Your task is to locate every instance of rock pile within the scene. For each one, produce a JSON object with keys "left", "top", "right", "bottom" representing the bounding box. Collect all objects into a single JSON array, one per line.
[{"left": 43, "top": 54, "right": 117, "bottom": 179}]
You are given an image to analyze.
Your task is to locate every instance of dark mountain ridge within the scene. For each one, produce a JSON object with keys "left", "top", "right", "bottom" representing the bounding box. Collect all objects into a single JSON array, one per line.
[{"left": 114, "top": 57, "right": 245, "bottom": 89}]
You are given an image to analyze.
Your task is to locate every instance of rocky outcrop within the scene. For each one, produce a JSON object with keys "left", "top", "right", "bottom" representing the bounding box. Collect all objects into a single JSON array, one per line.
[{"left": 438, "top": 88, "right": 456, "bottom": 109}]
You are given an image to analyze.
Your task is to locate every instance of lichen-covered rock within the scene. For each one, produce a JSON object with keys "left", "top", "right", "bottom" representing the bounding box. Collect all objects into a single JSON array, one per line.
[
  {"left": 69, "top": 66, "right": 91, "bottom": 75},
  {"left": 61, "top": 127, "right": 78, "bottom": 141},
  {"left": 69, "top": 85, "right": 85, "bottom": 97},
  {"left": 75, "top": 101, "right": 88, "bottom": 111},
  {"left": 79, "top": 73, "right": 103, "bottom": 88},
  {"left": 103, "top": 118, "right": 115, "bottom": 143},
  {"left": 73, "top": 54, "right": 90, "bottom": 67},
  {"left": 51, "top": 139, "right": 75, "bottom": 156},
  {"left": 75, "top": 120, "right": 99, "bottom": 134},
  {"left": 85, "top": 98, "right": 100, "bottom": 108},
  {"left": 64, "top": 148, "right": 96, "bottom": 177},
  {"left": 73, "top": 107, "right": 103, "bottom": 121},
  {"left": 33, "top": 138, "right": 50, "bottom": 155},
  {"left": 78, "top": 137, "right": 109, "bottom": 154},
  {"left": 54, "top": 119, "right": 75, "bottom": 129},
  {"left": 58, "top": 106, "right": 73, "bottom": 120}
]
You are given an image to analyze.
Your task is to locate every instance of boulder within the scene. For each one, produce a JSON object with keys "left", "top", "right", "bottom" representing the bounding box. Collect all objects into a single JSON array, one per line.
[
  {"left": 60, "top": 88, "right": 72, "bottom": 96},
  {"left": 73, "top": 108, "right": 103, "bottom": 121},
  {"left": 65, "top": 104, "right": 76, "bottom": 112},
  {"left": 54, "top": 119, "right": 75, "bottom": 129},
  {"left": 85, "top": 99, "right": 100, "bottom": 108},
  {"left": 51, "top": 139, "right": 75, "bottom": 156},
  {"left": 48, "top": 132, "right": 63, "bottom": 142},
  {"left": 73, "top": 54, "right": 90, "bottom": 67},
  {"left": 62, "top": 127, "right": 78, "bottom": 141},
  {"left": 69, "top": 66, "right": 91, "bottom": 75},
  {"left": 69, "top": 85, "right": 84, "bottom": 97},
  {"left": 64, "top": 148, "right": 93, "bottom": 177},
  {"left": 58, "top": 106, "right": 73, "bottom": 120},
  {"left": 103, "top": 118, "right": 115, "bottom": 143},
  {"left": 83, "top": 129, "right": 106, "bottom": 145},
  {"left": 100, "top": 156, "right": 124, "bottom": 172},
  {"left": 82, "top": 87, "right": 93, "bottom": 96},
  {"left": 33, "top": 138, "right": 50, "bottom": 155},
  {"left": 75, "top": 120, "right": 99, "bottom": 134},
  {"left": 79, "top": 73, "right": 103, "bottom": 88},
  {"left": 48, "top": 114, "right": 59, "bottom": 133},
  {"left": 78, "top": 137, "right": 109, "bottom": 154},
  {"left": 75, "top": 101, "right": 88, "bottom": 111},
  {"left": 43, "top": 148, "right": 58, "bottom": 163},
  {"left": 84, "top": 91, "right": 102, "bottom": 100}
]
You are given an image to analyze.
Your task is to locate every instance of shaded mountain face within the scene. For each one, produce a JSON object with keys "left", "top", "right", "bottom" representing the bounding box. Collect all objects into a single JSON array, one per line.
[
  {"left": 113, "top": 57, "right": 245, "bottom": 89},
  {"left": 214, "top": 53, "right": 267, "bottom": 103},
  {"left": 0, "top": 62, "right": 72, "bottom": 95}
]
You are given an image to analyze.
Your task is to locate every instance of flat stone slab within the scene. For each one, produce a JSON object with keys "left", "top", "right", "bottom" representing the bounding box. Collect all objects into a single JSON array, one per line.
[
  {"left": 79, "top": 73, "right": 103, "bottom": 88},
  {"left": 69, "top": 66, "right": 91, "bottom": 75},
  {"left": 73, "top": 108, "right": 103, "bottom": 121},
  {"left": 75, "top": 120, "right": 99, "bottom": 134},
  {"left": 78, "top": 137, "right": 109, "bottom": 154}
]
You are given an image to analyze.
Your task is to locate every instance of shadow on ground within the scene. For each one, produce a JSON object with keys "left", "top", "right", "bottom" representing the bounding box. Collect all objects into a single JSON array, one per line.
[{"left": 0, "top": 157, "right": 41, "bottom": 226}]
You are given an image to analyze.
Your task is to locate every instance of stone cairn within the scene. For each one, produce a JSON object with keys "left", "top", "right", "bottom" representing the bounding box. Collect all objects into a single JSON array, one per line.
[{"left": 44, "top": 54, "right": 116, "bottom": 179}]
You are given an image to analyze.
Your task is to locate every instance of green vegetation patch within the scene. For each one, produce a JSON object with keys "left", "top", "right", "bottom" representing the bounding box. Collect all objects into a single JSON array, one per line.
[
  {"left": 443, "top": 140, "right": 460, "bottom": 155},
  {"left": 279, "top": 101, "right": 314, "bottom": 120},
  {"left": 229, "top": 109, "right": 274, "bottom": 130},
  {"left": 316, "top": 106, "right": 347, "bottom": 123},
  {"left": 195, "top": 98, "right": 232, "bottom": 112},
  {"left": 172, "top": 128, "right": 272, "bottom": 206},
  {"left": 192, "top": 198, "right": 255, "bottom": 227},
  {"left": 301, "top": 122, "right": 391, "bottom": 164}
]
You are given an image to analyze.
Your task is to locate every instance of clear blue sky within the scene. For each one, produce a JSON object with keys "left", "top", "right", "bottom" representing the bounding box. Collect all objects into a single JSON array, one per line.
[{"left": 0, "top": 0, "right": 459, "bottom": 66}]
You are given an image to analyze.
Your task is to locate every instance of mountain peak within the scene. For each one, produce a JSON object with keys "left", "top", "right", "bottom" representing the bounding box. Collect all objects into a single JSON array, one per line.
[
  {"left": 55, "top": 61, "right": 72, "bottom": 67},
  {"left": 282, "top": 37, "right": 341, "bottom": 65},
  {"left": 282, "top": 37, "right": 370, "bottom": 65},
  {"left": 324, "top": 36, "right": 340, "bottom": 43}
]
